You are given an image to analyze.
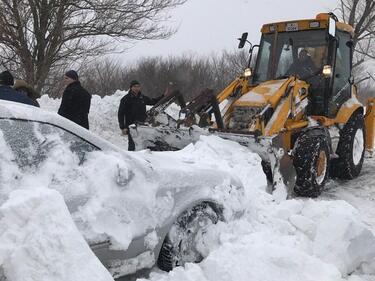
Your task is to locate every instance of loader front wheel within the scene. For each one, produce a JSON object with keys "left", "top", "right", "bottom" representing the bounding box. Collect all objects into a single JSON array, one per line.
[
  {"left": 332, "top": 112, "right": 365, "bottom": 179},
  {"left": 293, "top": 134, "right": 330, "bottom": 197}
]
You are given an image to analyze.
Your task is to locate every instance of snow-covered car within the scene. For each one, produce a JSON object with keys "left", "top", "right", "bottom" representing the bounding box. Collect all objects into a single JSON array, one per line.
[{"left": 0, "top": 100, "right": 243, "bottom": 278}]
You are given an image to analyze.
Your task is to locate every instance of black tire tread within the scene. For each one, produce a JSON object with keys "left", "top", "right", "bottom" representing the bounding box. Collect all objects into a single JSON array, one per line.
[
  {"left": 332, "top": 112, "right": 365, "bottom": 179},
  {"left": 157, "top": 240, "right": 174, "bottom": 272},
  {"left": 293, "top": 134, "right": 329, "bottom": 198},
  {"left": 157, "top": 203, "right": 219, "bottom": 272}
]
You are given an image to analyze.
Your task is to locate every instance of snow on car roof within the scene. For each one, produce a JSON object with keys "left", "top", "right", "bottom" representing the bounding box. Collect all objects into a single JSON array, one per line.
[{"left": 0, "top": 99, "right": 119, "bottom": 152}]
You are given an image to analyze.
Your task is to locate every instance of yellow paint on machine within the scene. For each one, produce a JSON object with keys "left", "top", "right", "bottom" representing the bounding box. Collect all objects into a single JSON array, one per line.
[
  {"left": 261, "top": 13, "right": 354, "bottom": 36},
  {"left": 365, "top": 98, "right": 375, "bottom": 152},
  {"left": 234, "top": 78, "right": 292, "bottom": 108},
  {"left": 264, "top": 97, "right": 291, "bottom": 136}
]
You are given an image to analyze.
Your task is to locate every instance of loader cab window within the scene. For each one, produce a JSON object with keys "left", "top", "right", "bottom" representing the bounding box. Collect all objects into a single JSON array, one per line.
[
  {"left": 330, "top": 31, "right": 352, "bottom": 116},
  {"left": 253, "top": 30, "right": 328, "bottom": 84},
  {"left": 254, "top": 39, "right": 271, "bottom": 83},
  {"left": 276, "top": 43, "right": 293, "bottom": 78}
]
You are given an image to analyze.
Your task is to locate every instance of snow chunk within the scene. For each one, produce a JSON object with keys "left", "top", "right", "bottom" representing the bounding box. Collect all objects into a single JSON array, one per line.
[
  {"left": 303, "top": 200, "right": 375, "bottom": 276},
  {"left": 0, "top": 188, "right": 113, "bottom": 281}
]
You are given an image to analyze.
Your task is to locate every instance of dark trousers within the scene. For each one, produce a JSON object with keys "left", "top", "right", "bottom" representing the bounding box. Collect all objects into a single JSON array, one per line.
[{"left": 128, "top": 132, "right": 135, "bottom": 151}]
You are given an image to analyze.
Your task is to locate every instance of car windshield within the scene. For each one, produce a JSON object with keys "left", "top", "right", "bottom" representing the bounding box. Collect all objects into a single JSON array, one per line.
[{"left": 252, "top": 29, "right": 328, "bottom": 84}]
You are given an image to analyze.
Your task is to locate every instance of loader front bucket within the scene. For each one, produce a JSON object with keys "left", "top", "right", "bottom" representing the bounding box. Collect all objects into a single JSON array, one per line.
[
  {"left": 129, "top": 124, "right": 210, "bottom": 151},
  {"left": 212, "top": 131, "right": 296, "bottom": 200},
  {"left": 130, "top": 124, "right": 296, "bottom": 199}
]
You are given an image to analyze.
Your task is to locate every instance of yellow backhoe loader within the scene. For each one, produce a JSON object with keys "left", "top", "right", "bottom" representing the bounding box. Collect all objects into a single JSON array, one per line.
[{"left": 130, "top": 13, "right": 375, "bottom": 198}]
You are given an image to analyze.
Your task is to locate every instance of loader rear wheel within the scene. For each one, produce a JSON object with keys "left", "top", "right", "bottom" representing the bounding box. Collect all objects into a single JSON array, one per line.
[
  {"left": 293, "top": 134, "right": 330, "bottom": 197},
  {"left": 332, "top": 112, "right": 365, "bottom": 179}
]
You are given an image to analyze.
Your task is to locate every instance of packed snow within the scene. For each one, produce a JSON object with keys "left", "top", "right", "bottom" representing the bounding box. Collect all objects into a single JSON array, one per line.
[
  {"left": 0, "top": 100, "right": 243, "bottom": 279},
  {"left": 0, "top": 188, "right": 113, "bottom": 281},
  {"left": 0, "top": 92, "right": 374, "bottom": 281}
]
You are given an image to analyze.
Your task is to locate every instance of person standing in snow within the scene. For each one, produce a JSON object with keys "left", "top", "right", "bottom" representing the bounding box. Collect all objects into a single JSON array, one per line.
[
  {"left": 58, "top": 70, "right": 91, "bottom": 129},
  {"left": 118, "top": 80, "right": 168, "bottom": 151},
  {"left": 0, "top": 70, "right": 36, "bottom": 106}
]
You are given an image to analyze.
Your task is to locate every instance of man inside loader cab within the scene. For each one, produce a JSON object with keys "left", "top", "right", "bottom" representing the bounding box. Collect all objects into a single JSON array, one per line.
[{"left": 286, "top": 49, "right": 318, "bottom": 80}]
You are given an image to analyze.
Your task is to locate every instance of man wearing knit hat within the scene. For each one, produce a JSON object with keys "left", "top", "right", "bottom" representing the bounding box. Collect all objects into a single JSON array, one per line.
[
  {"left": 0, "top": 70, "right": 35, "bottom": 106},
  {"left": 58, "top": 70, "right": 91, "bottom": 129},
  {"left": 118, "top": 80, "right": 169, "bottom": 151}
]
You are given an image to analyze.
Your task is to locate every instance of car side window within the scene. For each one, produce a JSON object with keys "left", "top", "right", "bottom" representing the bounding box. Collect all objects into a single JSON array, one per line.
[{"left": 0, "top": 119, "right": 99, "bottom": 169}]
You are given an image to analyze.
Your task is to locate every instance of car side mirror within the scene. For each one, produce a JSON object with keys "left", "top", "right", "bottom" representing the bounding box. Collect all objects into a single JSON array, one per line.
[{"left": 238, "top": 32, "right": 248, "bottom": 49}]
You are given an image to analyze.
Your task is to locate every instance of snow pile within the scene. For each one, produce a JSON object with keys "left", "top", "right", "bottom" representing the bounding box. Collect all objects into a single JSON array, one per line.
[
  {"left": 138, "top": 136, "right": 375, "bottom": 281},
  {"left": 0, "top": 128, "right": 210, "bottom": 251},
  {"left": 5, "top": 94, "right": 375, "bottom": 280},
  {"left": 0, "top": 115, "right": 243, "bottom": 278},
  {"left": 0, "top": 188, "right": 114, "bottom": 281}
]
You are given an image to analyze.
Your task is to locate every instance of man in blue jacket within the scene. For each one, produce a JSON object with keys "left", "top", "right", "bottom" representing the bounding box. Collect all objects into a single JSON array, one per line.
[{"left": 0, "top": 71, "right": 35, "bottom": 106}]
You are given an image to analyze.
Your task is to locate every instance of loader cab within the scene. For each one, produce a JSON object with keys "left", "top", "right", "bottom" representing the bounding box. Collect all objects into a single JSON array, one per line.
[{"left": 252, "top": 14, "right": 353, "bottom": 118}]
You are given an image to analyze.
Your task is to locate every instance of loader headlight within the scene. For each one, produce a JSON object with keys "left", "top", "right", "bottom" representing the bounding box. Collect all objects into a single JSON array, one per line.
[
  {"left": 322, "top": 65, "right": 332, "bottom": 77},
  {"left": 244, "top": 68, "right": 252, "bottom": 77}
]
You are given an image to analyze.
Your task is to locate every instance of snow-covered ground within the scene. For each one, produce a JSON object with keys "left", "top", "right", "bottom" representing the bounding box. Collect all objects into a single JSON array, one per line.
[{"left": 2, "top": 93, "right": 374, "bottom": 281}]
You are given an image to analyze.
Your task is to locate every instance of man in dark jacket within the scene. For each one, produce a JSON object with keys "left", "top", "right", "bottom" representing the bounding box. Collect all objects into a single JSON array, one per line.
[
  {"left": 118, "top": 80, "right": 165, "bottom": 151},
  {"left": 286, "top": 49, "right": 318, "bottom": 80},
  {"left": 58, "top": 70, "right": 91, "bottom": 129},
  {"left": 0, "top": 71, "right": 36, "bottom": 106}
]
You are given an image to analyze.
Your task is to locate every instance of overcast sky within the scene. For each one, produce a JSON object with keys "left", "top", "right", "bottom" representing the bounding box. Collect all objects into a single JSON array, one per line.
[{"left": 119, "top": 0, "right": 338, "bottom": 63}]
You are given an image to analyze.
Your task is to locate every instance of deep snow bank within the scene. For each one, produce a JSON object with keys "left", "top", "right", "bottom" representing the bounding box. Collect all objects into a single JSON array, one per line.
[
  {"left": 0, "top": 188, "right": 114, "bottom": 281},
  {"left": 141, "top": 136, "right": 375, "bottom": 281},
  {"left": 35, "top": 94, "right": 375, "bottom": 280},
  {"left": 0, "top": 107, "right": 243, "bottom": 278}
]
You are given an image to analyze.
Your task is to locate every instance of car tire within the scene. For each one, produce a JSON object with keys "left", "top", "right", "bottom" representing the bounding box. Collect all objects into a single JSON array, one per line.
[
  {"left": 157, "top": 202, "right": 221, "bottom": 272},
  {"left": 293, "top": 134, "right": 330, "bottom": 198},
  {"left": 331, "top": 112, "right": 365, "bottom": 179}
]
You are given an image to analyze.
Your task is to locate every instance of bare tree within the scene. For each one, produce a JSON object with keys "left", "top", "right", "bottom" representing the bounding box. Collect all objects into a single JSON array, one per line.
[
  {"left": 70, "top": 50, "right": 251, "bottom": 102},
  {"left": 80, "top": 58, "right": 126, "bottom": 97},
  {"left": 0, "top": 0, "right": 186, "bottom": 92},
  {"left": 337, "top": 0, "right": 375, "bottom": 67},
  {"left": 211, "top": 49, "right": 249, "bottom": 90}
]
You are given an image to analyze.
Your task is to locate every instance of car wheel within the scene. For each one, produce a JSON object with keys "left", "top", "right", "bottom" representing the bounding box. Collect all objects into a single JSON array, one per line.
[
  {"left": 293, "top": 134, "right": 330, "bottom": 198},
  {"left": 332, "top": 112, "right": 365, "bottom": 179},
  {"left": 157, "top": 202, "right": 221, "bottom": 272}
]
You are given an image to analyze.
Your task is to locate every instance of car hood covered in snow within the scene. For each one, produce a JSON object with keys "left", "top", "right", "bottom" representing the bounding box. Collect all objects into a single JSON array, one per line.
[{"left": 0, "top": 100, "right": 243, "bottom": 251}]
